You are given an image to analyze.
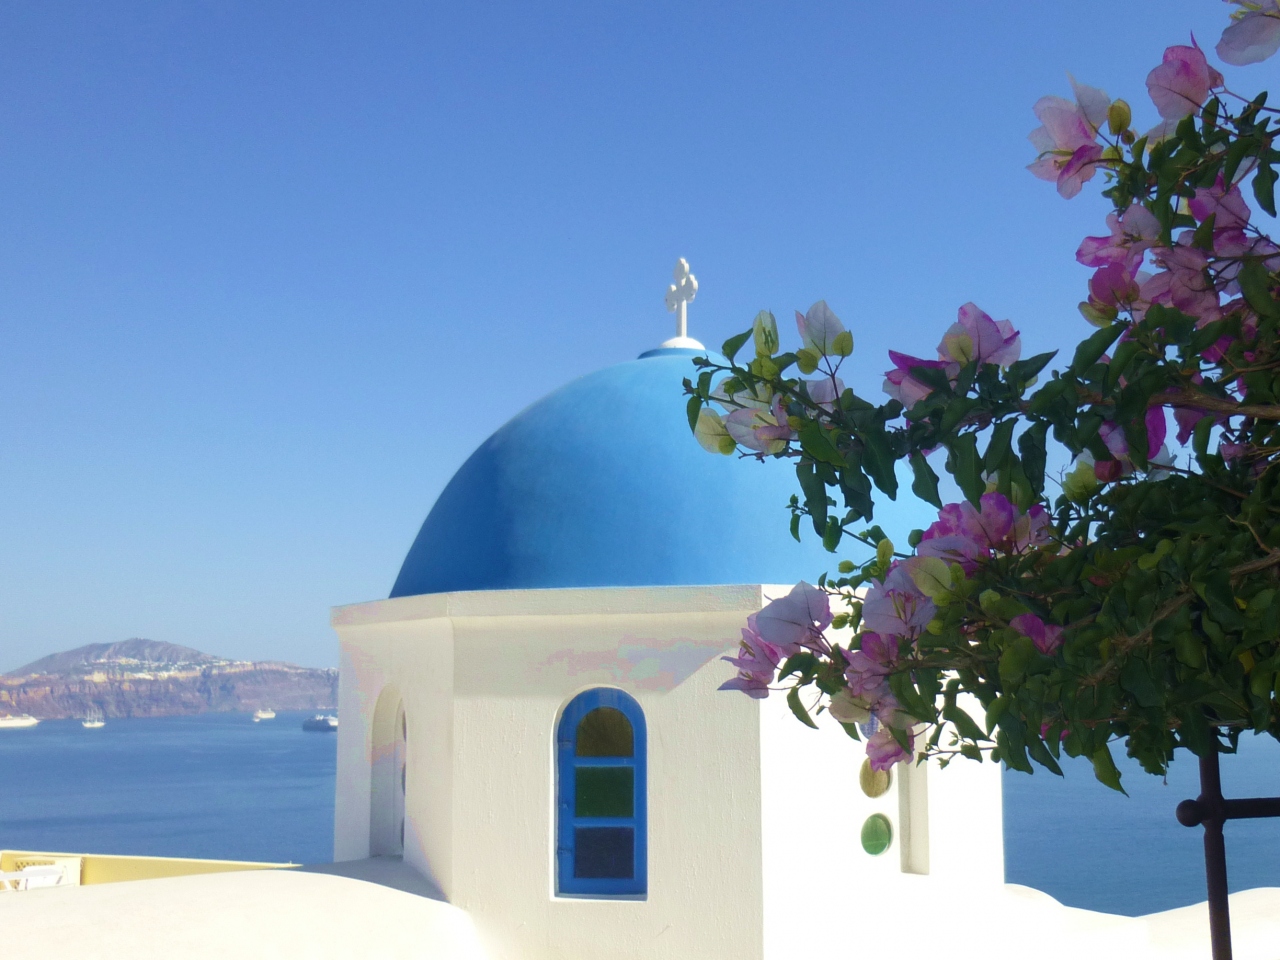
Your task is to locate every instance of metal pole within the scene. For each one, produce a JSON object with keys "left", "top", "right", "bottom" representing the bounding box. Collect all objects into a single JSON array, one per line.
[{"left": 1177, "top": 749, "right": 1233, "bottom": 960}]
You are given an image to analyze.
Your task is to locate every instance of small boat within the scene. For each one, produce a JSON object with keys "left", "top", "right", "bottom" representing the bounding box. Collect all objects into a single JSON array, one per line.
[
  {"left": 0, "top": 715, "right": 39, "bottom": 729},
  {"left": 252, "top": 708, "right": 276, "bottom": 722},
  {"left": 82, "top": 707, "right": 105, "bottom": 729},
  {"left": 302, "top": 714, "right": 338, "bottom": 732}
]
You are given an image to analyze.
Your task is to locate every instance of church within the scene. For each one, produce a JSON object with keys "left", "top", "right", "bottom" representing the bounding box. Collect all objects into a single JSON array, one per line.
[{"left": 5, "top": 263, "right": 1280, "bottom": 959}]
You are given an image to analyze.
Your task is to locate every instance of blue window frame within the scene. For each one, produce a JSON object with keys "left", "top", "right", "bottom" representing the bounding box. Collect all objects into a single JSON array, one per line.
[{"left": 556, "top": 688, "right": 647, "bottom": 897}]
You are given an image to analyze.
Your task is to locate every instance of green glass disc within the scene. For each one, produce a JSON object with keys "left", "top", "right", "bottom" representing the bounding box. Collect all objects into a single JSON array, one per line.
[{"left": 860, "top": 813, "right": 893, "bottom": 856}]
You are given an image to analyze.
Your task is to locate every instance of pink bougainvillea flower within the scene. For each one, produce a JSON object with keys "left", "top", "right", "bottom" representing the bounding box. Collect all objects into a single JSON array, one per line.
[
  {"left": 843, "top": 632, "right": 896, "bottom": 700},
  {"left": 1217, "top": 1, "right": 1280, "bottom": 65},
  {"left": 938, "top": 303, "right": 1022, "bottom": 367},
  {"left": 1146, "top": 41, "right": 1223, "bottom": 121},
  {"left": 1088, "top": 261, "right": 1142, "bottom": 309},
  {"left": 866, "top": 725, "right": 914, "bottom": 771},
  {"left": 804, "top": 375, "right": 846, "bottom": 412},
  {"left": 1011, "top": 504, "right": 1052, "bottom": 552},
  {"left": 754, "top": 581, "right": 832, "bottom": 656},
  {"left": 1151, "top": 240, "right": 1222, "bottom": 321},
  {"left": 1220, "top": 441, "right": 1249, "bottom": 465},
  {"left": 719, "top": 615, "right": 785, "bottom": 699},
  {"left": 1058, "top": 142, "right": 1106, "bottom": 199},
  {"left": 1077, "top": 205, "right": 1162, "bottom": 268},
  {"left": 1190, "top": 175, "right": 1252, "bottom": 232},
  {"left": 861, "top": 563, "right": 936, "bottom": 639},
  {"left": 960, "top": 492, "right": 1018, "bottom": 549},
  {"left": 883, "top": 351, "right": 948, "bottom": 409},
  {"left": 1099, "top": 421, "right": 1130, "bottom": 461},
  {"left": 719, "top": 615, "right": 781, "bottom": 696},
  {"left": 1146, "top": 406, "right": 1168, "bottom": 458},
  {"left": 1010, "top": 613, "right": 1065, "bottom": 656},
  {"left": 1174, "top": 402, "right": 1209, "bottom": 445},
  {"left": 795, "top": 300, "right": 848, "bottom": 356},
  {"left": 1028, "top": 93, "right": 1107, "bottom": 198}
]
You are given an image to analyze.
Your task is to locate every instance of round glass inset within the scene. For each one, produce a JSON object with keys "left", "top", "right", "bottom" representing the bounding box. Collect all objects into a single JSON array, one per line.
[
  {"left": 860, "top": 813, "right": 893, "bottom": 856},
  {"left": 859, "top": 759, "right": 891, "bottom": 798}
]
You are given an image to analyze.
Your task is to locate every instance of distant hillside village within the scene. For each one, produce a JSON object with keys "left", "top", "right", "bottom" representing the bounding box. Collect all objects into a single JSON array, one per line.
[{"left": 0, "top": 638, "right": 337, "bottom": 719}]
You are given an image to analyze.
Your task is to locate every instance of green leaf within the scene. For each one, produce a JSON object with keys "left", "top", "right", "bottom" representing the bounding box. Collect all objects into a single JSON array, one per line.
[
  {"left": 721, "top": 330, "right": 752, "bottom": 363},
  {"left": 984, "top": 419, "right": 1016, "bottom": 474},
  {"left": 1006, "top": 351, "right": 1056, "bottom": 386},
  {"left": 1090, "top": 744, "right": 1127, "bottom": 794},
  {"left": 999, "top": 635, "right": 1037, "bottom": 685},
  {"left": 1026, "top": 734, "right": 1064, "bottom": 776},
  {"left": 1239, "top": 260, "right": 1280, "bottom": 319},
  {"left": 786, "top": 686, "right": 819, "bottom": 730},
  {"left": 943, "top": 702, "right": 988, "bottom": 744},
  {"left": 906, "top": 556, "right": 951, "bottom": 600},
  {"left": 948, "top": 434, "right": 985, "bottom": 504},
  {"left": 838, "top": 720, "right": 862, "bottom": 741},
  {"left": 1254, "top": 160, "right": 1278, "bottom": 217},
  {"left": 789, "top": 512, "right": 801, "bottom": 543},
  {"left": 797, "top": 421, "right": 844, "bottom": 467},
  {"left": 1017, "top": 422, "right": 1049, "bottom": 494},
  {"left": 686, "top": 395, "right": 702, "bottom": 432},
  {"left": 1070, "top": 324, "right": 1125, "bottom": 374},
  {"left": 861, "top": 429, "right": 899, "bottom": 498},
  {"left": 909, "top": 451, "right": 942, "bottom": 508},
  {"left": 822, "top": 516, "right": 842, "bottom": 552}
]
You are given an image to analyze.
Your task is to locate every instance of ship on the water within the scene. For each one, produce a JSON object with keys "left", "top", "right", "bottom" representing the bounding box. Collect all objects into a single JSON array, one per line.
[
  {"left": 82, "top": 707, "right": 105, "bottom": 729},
  {"left": 301, "top": 714, "right": 337, "bottom": 732},
  {"left": 252, "top": 708, "right": 276, "bottom": 722},
  {"left": 0, "top": 714, "right": 39, "bottom": 729}
]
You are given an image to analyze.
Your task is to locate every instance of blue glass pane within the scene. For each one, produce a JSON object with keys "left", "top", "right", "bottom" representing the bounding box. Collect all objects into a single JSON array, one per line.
[{"left": 574, "top": 827, "right": 634, "bottom": 879}]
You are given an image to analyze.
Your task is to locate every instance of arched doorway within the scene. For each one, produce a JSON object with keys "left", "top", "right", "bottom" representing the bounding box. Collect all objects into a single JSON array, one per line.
[{"left": 370, "top": 686, "right": 407, "bottom": 857}]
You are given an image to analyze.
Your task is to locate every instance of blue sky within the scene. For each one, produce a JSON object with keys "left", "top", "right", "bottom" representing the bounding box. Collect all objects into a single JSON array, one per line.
[{"left": 0, "top": 1, "right": 1255, "bottom": 670}]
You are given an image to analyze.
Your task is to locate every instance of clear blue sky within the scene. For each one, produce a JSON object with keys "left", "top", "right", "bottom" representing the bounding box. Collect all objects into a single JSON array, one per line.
[{"left": 0, "top": 1, "right": 1251, "bottom": 671}]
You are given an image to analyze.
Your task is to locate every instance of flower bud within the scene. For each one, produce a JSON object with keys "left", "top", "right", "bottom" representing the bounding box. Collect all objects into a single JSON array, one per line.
[
  {"left": 832, "top": 330, "right": 854, "bottom": 357},
  {"left": 876, "top": 538, "right": 894, "bottom": 569},
  {"left": 1107, "top": 99, "right": 1131, "bottom": 135},
  {"left": 752, "top": 310, "right": 779, "bottom": 358}
]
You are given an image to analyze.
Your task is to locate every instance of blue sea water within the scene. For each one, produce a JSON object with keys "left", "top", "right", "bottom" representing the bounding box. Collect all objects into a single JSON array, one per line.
[
  {"left": 1, "top": 711, "right": 1278, "bottom": 916},
  {"left": 0, "top": 712, "right": 334, "bottom": 865},
  {"left": 1004, "top": 732, "right": 1280, "bottom": 916}
]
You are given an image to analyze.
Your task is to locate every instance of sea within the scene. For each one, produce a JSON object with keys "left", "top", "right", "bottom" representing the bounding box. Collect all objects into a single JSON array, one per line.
[{"left": 1, "top": 711, "right": 1278, "bottom": 916}]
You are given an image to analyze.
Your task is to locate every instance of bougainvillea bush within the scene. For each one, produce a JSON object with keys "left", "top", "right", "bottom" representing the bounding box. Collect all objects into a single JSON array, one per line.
[{"left": 689, "top": 3, "right": 1280, "bottom": 790}]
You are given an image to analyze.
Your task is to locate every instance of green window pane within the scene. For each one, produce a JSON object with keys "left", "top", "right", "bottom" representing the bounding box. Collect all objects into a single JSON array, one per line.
[
  {"left": 860, "top": 813, "right": 893, "bottom": 856},
  {"left": 576, "top": 707, "right": 633, "bottom": 757},
  {"left": 575, "top": 767, "right": 634, "bottom": 818}
]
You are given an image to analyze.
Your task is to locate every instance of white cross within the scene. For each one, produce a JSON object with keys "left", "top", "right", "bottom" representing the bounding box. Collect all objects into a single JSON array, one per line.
[{"left": 664, "top": 258, "right": 698, "bottom": 340}]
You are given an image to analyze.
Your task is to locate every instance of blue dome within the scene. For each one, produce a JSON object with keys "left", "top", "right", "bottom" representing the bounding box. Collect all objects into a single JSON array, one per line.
[{"left": 390, "top": 347, "right": 837, "bottom": 597}]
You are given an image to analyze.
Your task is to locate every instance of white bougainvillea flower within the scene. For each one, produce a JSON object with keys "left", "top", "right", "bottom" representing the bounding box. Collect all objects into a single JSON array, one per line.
[
  {"left": 694, "top": 409, "right": 737, "bottom": 455},
  {"left": 1218, "top": 1, "right": 1280, "bottom": 65}
]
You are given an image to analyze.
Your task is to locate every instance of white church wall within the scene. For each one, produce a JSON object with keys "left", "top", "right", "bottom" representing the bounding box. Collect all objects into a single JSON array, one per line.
[
  {"left": 332, "top": 584, "right": 1010, "bottom": 960},
  {"left": 446, "top": 599, "right": 766, "bottom": 960},
  {"left": 333, "top": 612, "right": 455, "bottom": 898}
]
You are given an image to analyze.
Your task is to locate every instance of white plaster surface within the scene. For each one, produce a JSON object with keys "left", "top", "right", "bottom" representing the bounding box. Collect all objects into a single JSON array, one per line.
[{"left": 0, "top": 866, "right": 486, "bottom": 960}]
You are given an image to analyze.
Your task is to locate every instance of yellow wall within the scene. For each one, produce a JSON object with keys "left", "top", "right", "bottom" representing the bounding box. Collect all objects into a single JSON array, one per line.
[{"left": 1, "top": 850, "right": 293, "bottom": 885}]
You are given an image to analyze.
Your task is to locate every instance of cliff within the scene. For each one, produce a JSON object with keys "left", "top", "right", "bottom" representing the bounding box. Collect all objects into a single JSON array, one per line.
[{"left": 1, "top": 639, "right": 338, "bottom": 719}]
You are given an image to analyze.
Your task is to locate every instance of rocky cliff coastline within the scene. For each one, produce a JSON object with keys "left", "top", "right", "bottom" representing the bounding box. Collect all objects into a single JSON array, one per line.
[{"left": 0, "top": 639, "right": 337, "bottom": 719}]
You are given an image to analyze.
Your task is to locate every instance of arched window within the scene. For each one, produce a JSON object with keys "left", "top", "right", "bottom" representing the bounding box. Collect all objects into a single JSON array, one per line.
[{"left": 556, "top": 688, "right": 646, "bottom": 897}]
